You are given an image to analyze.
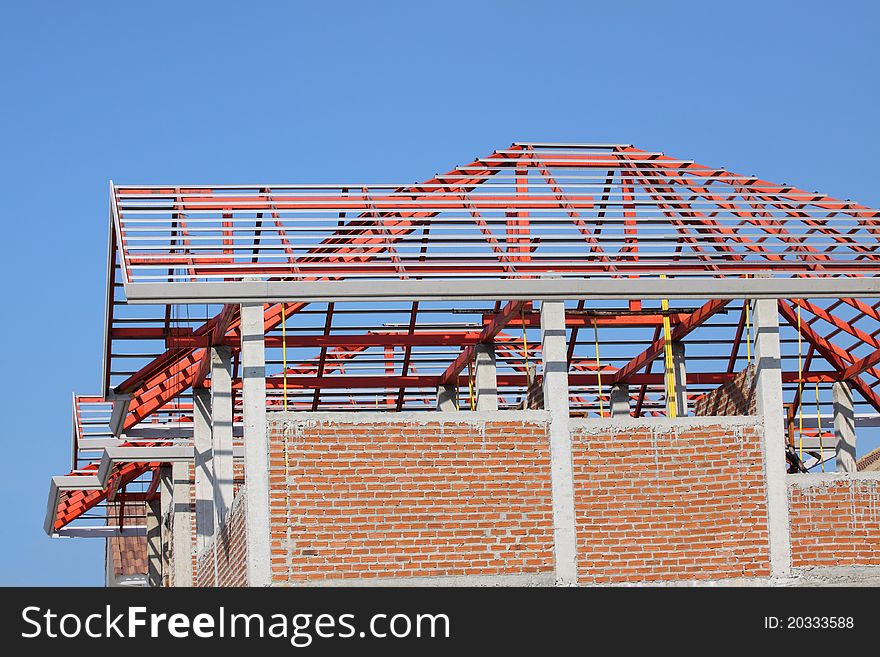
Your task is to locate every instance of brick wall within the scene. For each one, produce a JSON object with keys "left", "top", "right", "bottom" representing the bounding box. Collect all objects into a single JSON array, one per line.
[
  {"left": 693, "top": 365, "right": 756, "bottom": 417},
  {"left": 195, "top": 487, "right": 248, "bottom": 587},
  {"left": 268, "top": 412, "right": 554, "bottom": 584},
  {"left": 571, "top": 417, "right": 771, "bottom": 583},
  {"left": 788, "top": 474, "right": 880, "bottom": 567}
]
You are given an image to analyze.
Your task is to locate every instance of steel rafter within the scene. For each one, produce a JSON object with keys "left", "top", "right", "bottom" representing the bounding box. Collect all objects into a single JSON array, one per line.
[{"left": 778, "top": 300, "right": 880, "bottom": 413}]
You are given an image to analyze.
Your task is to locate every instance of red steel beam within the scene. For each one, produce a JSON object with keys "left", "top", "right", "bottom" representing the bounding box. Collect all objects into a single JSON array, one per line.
[
  {"left": 396, "top": 302, "right": 420, "bottom": 411},
  {"left": 615, "top": 147, "right": 880, "bottom": 224},
  {"left": 778, "top": 300, "right": 880, "bottom": 413},
  {"left": 841, "top": 346, "right": 880, "bottom": 380},
  {"left": 249, "top": 370, "right": 840, "bottom": 390},
  {"left": 311, "top": 301, "right": 336, "bottom": 411},
  {"left": 635, "top": 326, "right": 662, "bottom": 418},
  {"left": 786, "top": 344, "right": 815, "bottom": 431},
  {"left": 789, "top": 298, "right": 880, "bottom": 379},
  {"left": 167, "top": 331, "right": 487, "bottom": 349},
  {"left": 610, "top": 298, "right": 731, "bottom": 384},
  {"left": 439, "top": 300, "right": 528, "bottom": 385},
  {"left": 620, "top": 147, "right": 796, "bottom": 268},
  {"left": 727, "top": 303, "right": 748, "bottom": 374},
  {"left": 496, "top": 312, "right": 690, "bottom": 328},
  {"left": 193, "top": 303, "right": 237, "bottom": 388}
]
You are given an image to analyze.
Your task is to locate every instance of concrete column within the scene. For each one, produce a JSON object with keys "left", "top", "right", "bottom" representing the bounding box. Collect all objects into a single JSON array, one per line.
[
  {"left": 540, "top": 300, "right": 578, "bottom": 586},
  {"left": 159, "top": 466, "right": 173, "bottom": 587},
  {"left": 241, "top": 303, "right": 270, "bottom": 587},
  {"left": 672, "top": 342, "right": 688, "bottom": 416},
  {"left": 193, "top": 387, "right": 214, "bottom": 553},
  {"left": 474, "top": 343, "right": 498, "bottom": 411},
  {"left": 610, "top": 383, "right": 630, "bottom": 418},
  {"left": 211, "top": 346, "right": 234, "bottom": 524},
  {"left": 436, "top": 384, "right": 458, "bottom": 411},
  {"left": 832, "top": 381, "right": 857, "bottom": 473},
  {"left": 171, "top": 460, "right": 192, "bottom": 587},
  {"left": 146, "top": 497, "right": 162, "bottom": 587},
  {"left": 753, "top": 297, "right": 792, "bottom": 578}
]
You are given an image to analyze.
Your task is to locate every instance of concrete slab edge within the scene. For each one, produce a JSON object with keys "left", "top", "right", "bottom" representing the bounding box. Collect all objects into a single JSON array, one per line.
[{"left": 787, "top": 471, "right": 880, "bottom": 488}]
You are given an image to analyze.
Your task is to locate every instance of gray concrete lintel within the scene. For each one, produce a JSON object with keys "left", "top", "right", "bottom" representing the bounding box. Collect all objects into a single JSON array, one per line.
[
  {"left": 786, "top": 471, "right": 880, "bottom": 488},
  {"left": 124, "top": 276, "right": 880, "bottom": 305},
  {"left": 266, "top": 409, "right": 550, "bottom": 425}
]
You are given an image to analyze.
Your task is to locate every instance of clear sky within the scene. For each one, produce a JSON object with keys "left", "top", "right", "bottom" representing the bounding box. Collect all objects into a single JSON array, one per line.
[{"left": 1, "top": 1, "right": 877, "bottom": 585}]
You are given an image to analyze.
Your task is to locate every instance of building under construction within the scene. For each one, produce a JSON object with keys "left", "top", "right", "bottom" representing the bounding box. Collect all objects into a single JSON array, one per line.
[{"left": 44, "top": 143, "right": 880, "bottom": 587}]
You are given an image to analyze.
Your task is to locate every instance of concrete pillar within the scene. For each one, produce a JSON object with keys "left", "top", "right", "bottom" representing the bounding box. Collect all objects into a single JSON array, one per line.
[
  {"left": 211, "top": 346, "right": 234, "bottom": 524},
  {"left": 193, "top": 387, "right": 214, "bottom": 553},
  {"left": 436, "top": 384, "right": 458, "bottom": 411},
  {"left": 171, "top": 460, "right": 192, "bottom": 587},
  {"left": 610, "top": 383, "right": 630, "bottom": 418},
  {"left": 474, "top": 343, "right": 498, "bottom": 411},
  {"left": 146, "top": 497, "right": 162, "bottom": 587},
  {"left": 832, "top": 381, "right": 857, "bottom": 473},
  {"left": 753, "top": 297, "right": 792, "bottom": 578},
  {"left": 540, "top": 300, "right": 578, "bottom": 586},
  {"left": 672, "top": 342, "right": 688, "bottom": 416},
  {"left": 241, "top": 303, "right": 270, "bottom": 587},
  {"left": 159, "top": 466, "right": 173, "bottom": 587}
]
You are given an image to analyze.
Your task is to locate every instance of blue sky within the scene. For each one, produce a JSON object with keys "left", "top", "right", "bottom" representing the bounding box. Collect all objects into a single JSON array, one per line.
[{"left": 0, "top": 1, "right": 877, "bottom": 585}]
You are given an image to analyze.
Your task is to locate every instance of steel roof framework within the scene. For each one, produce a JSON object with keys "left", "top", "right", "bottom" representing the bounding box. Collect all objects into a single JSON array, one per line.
[{"left": 48, "top": 142, "right": 880, "bottom": 535}]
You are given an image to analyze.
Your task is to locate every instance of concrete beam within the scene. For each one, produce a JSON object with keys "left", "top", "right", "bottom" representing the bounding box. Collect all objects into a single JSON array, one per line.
[
  {"left": 672, "top": 342, "right": 688, "bottom": 416},
  {"left": 211, "top": 346, "right": 234, "bottom": 523},
  {"left": 752, "top": 297, "right": 792, "bottom": 578},
  {"left": 240, "top": 303, "right": 271, "bottom": 587},
  {"left": 95, "top": 446, "right": 193, "bottom": 488},
  {"left": 193, "top": 388, "right": 214, "bottom": 554},
  {"left": 540, "top": 300, "right": 578, "bottom": 586},
  {"left": 474, "top": 344, "right": 498, "bottom": 411},
  {"left": 832, "top": 381, "right": 857, "bottom": 473},
  {"left": 610, "top": 383, "right": 630, "bottom": 418},
  {"left": 44, "top": 475, "right": 101, "bottom": 536},
  {"left": 109, "top": 396, "right": 131, "bottom": 437},
  {"left": 56, "top": 526, "right": 147, "bottom": 538},
  {"left": 796, "top": 414, "right": 880, "bottom": 430},
  {"left": 435, "top": 385, "right": 458, "bottom": 411},
  {"left": 125, "top": 423, "right": 245, "bottom": 439},
  {"left": 171, "top": 460, "right": 192, "bottom": 587},
  {"left": 124, "top": 276, "right": 880, "bottom": 305}
]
